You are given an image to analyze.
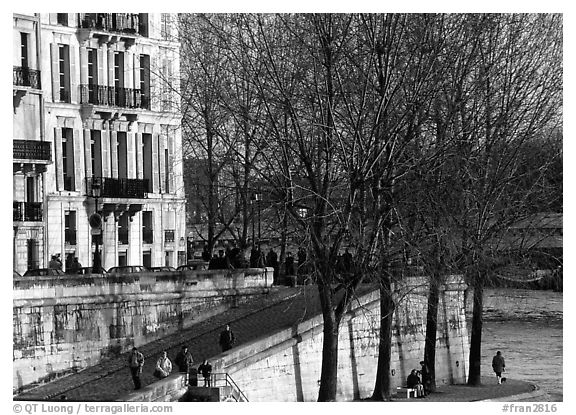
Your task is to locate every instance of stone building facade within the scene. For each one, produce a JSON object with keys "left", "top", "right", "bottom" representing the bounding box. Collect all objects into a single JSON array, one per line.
[
  {"left": 13, "top": 13, "right": 186, "bottom": 273},
  {"left": 13, "top": 14, "right": 50, "bottom": 274}
]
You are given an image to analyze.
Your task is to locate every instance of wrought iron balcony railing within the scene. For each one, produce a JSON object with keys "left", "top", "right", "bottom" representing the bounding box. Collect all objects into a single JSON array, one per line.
[
  {"left": 13, "top": 202, "right": 43, "bottom": 222},
  {"left": 13, "top": 140, "right": 51, "bottom": 162},
  {"left": 164, "top": 229, "right": 175, "bottom": 243},
  {"left": 86, "top": 176, "right": 149, "bottom": 199},
  {"left": 77, "top": 13, "right": 146, "bottom": 36},
  {"left": 80, "top": 84, "right": 147, "bottom": 109},
  {"left": 143, "top": 229, "right": 154, "bottom": 244},
  {"left": 13, "top": 66, "right": 41, "bottom": 89}
]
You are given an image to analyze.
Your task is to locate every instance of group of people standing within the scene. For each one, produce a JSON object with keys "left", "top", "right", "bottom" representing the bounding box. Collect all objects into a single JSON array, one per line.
[{"left": 128, "top": 323, "right": 238, "bottom": 390}]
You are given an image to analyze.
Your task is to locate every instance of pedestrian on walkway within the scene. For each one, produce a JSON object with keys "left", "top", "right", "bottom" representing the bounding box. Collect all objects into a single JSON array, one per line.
[
  {"left": 127, "top": 347, "right": 145, "bottom": 390},
  {"left": 175, "top": 345, "right": 195, "bottom": 384},
  {"left": 492, "top": 351, "right": 506, "bottom": 384},
  {"left": 198, "top": 359, "right": 213, "bottom": 387},
  {"left": 285, "top": 252, "right": 295, "bottom": 276},
  {"left": 153, "top": 351, "right": 172, "bottom": 379},
  {"left": 219, "top": 323, "right": 236, "bottom": 352}
]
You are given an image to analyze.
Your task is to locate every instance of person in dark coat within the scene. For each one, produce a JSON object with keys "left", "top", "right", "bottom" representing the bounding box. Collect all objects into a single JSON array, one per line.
[
  {"left": 285, "top": 252, "right": 295, "bottom": 275},
  {"left": 219, "top": 324, "right": 236, "bottom": 352},
  {"left": 69, "top": 257, "right": 82, "bottom": 274},
  {"left": 198, "top": 359, "right": 213, "bottom": 387},
  {"left": 201, "top": 246, "right": 212, "bottom": 262},
  {"left": 492, "top": 351, "right": 506, "bottom": 384},
  {"left": 266, "top": 248, "right": 278, "bottom": 268},
  {"left": 175, "top": 345, "right": 196, "bottom": 385},
  {"left": 127, "top": 347, "right": 145, "bottom": 390}
]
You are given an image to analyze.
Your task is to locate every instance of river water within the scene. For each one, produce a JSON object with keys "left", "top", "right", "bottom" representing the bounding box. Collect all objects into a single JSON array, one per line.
[{"left": 470, "top": 288, "right": 563, "bottom": 401}]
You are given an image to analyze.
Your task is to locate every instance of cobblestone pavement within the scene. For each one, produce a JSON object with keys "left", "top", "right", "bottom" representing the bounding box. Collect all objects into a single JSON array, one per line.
[{"left": 16, "top": 284, "right": 372, "bottom": 402}]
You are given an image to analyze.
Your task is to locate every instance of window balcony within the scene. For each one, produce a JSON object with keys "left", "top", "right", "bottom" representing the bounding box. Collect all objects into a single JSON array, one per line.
[
  {"left": 86, "top": 176, "right": 149, "bottom": 199},
  {"left": 77, "top": 13, "right": 148, "bottom": 37},
  {"left": 13, "top": 202, "right": 43, "bottom": 222},
  {"left": 13, "top": 140, "right": 51, "bottom": 163},
  {"left": 13, "top": 66, "right": 41, "bottom": 89},
  {"left": 164, "top": 230, "right": 175, "bottom": 243},
  {"left": 80, "top": 84, "right": 148, "bottom": 109},
  {"left": 143, "top": 229, "right": 154, "bottom": 244}
]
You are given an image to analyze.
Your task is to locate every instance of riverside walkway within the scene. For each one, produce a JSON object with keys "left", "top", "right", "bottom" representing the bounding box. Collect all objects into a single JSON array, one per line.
[{"left": 14, "top": 284, "right": 543, "bottom": 402}]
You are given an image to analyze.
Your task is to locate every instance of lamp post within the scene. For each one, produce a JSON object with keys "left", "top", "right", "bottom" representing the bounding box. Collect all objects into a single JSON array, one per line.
[{"left": 89, "top": 177, "right": 102, "bottom": 273}]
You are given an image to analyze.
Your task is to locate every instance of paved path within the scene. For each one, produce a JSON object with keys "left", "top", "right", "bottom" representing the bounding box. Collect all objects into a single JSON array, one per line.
[
  {"left": 16, "top": 284, "right": 361, "bottom": 401},
  {"left": 15, "top": 284, "right": 543, "bottom": 403}
]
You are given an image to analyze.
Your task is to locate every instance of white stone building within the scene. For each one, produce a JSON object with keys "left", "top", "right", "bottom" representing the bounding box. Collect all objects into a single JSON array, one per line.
[{"left": 13, "top": 13, "right": 187, "bottom": 273}]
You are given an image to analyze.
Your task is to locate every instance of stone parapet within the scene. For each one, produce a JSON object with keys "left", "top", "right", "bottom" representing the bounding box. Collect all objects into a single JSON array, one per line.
[{"left": 13, "top": 268, "right": 273, "bottom": 391}]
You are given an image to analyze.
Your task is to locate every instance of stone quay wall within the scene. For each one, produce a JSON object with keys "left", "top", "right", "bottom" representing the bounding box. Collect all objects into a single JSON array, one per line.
[
  {"left": 212, "top": 276, "right": 469, "bottom": 401},
  {"left": 123, "top": 275, "right": 469, "bottom": 402},
  {"left": 13, "top": 268, "right": 274, "bottom": 390}
]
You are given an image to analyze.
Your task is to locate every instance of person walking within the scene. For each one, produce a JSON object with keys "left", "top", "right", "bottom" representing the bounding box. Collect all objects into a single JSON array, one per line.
[
  {"left": 219, "top": 323, "right": 236, "bottom": 352},
  {"left": 175, "top": 345, "right": 195, "bottom": 384},
  {"left": 154, "top": 350, "right": 172, "bottom": 379},
  {"left": 198, "top": 359, "right": 213, "bottom": 387},
  {"left": 492, "top": 350, "right": 506, "bottom": 384},
  {"left": 127, "top": 347, "right": 145, "bottom": 390}
]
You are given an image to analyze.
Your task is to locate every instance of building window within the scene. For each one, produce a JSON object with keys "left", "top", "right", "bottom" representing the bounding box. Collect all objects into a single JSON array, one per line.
[
  {"left": 118, "top": 214, "right": 129, "bottom": 245},
  {"left": 87, "top": 48, "right": 98, "bottom": 103},
  {"left": 160, "top": 59, "right": 172, "bottom": 110},
  {"left": 65, "top": 211, "right": 77, "bottom": 245},
  {"left": 118, "top": 252, "right": 127, "bottom": 267},
  {"left": 143, "top": 251, "right": 151, "bottom": 268},
  {"left": 57, "top": 13, "right": 68, "bottom": 26},
  {"left": 117, "top": 132, "right": 127, "bottom": 179},
  {"left": 165, "top": 250, "right": 173, "bottom": 267},
  {"left": 113, "top": 52, "right": 125, "bottom": 106},
  {"left": 61, "top": 128, "right": 75, "bottom": 191},
  {"left": 90, "top": 130, "right": 102, "bottom": 178},
  {"left": 142, "top": 133, "right": 153, "bottom": 192},
  {"left": 139, "top": 54, "right": 150, "bottom": 109},
  {"left": 27, "top": 239, "right": 39, "bottom": 270},
  {"left": 160, "top": 14, "right": 171, "bottom": 40},
  {"left": 58, "top": 44, "right": 71, "bottom": 102},
  {"left": 20, "top": 33, "right": 29, "bottom": 68},
  {"left": 142, "top": 211, "right": 153, "bottom": 244}
]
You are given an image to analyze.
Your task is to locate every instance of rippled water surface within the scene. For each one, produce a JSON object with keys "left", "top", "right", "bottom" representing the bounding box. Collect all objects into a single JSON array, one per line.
[{"left": 473, "top": 289, "right": 563, "bottom": 401}]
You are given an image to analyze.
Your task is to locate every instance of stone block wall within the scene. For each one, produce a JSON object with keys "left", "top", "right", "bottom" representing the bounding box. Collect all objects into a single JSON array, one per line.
[
  {"left": 13, "top": 268, "right": 273, "bottom": 390},
  {"left": 210, "top": 275, "right": 469, "bottom": 401}
]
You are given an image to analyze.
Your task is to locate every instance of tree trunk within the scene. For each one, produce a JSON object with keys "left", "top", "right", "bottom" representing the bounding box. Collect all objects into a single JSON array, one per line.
[
  {"left": 372, "top": 275, "right": 394, "bottom": 401},
  {"left": 423, "top": 272, "right": 440, "bottom": 393},
  {"left": 467, "top": 275, "right": 484, "bottom": 386},
  {"left": 317, "top": 282, "right": 339, "bottom": 401}
]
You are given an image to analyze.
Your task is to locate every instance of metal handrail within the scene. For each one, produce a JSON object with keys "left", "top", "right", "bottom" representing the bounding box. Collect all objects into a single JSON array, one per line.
[{"left": 210, "top": 372, "right": 248, "bottom": 402}]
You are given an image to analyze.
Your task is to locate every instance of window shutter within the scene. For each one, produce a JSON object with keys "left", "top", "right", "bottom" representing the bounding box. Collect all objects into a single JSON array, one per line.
[
  {"left": 69, "top": 45, "right": 78, "bottom": 103},
  {"left": 50, "top": 43, "right": 60, "bottom": 102}
]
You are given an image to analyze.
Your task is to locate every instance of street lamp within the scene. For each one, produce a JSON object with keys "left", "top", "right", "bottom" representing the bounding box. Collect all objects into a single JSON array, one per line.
[
  {"left": 250, "top": 190, "right": 262, "bottom": 246},
  {"left": 89, "top": 177, "right": 102, "bottom": 273}
]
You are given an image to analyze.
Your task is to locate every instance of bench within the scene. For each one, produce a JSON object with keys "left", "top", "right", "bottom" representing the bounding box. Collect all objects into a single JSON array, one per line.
[{"left": 396, "top": 387, "right": 417, "bottom": 398}]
